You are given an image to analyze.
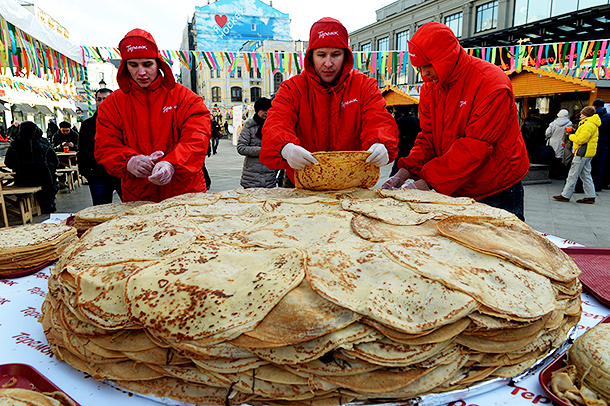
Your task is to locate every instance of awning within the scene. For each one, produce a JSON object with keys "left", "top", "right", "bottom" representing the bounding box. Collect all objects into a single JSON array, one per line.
[
  {"left": 35, "top": 105, "right": 54, "bottom": 115},
  {"left": 64, "top": 107, "right": 77, "bottom": 115},
  {"left": 13, "top": 103, "right": 38, "bottom": 115},
  {"left": 0, "top": 104, "right": 7, "bottom": 111}
]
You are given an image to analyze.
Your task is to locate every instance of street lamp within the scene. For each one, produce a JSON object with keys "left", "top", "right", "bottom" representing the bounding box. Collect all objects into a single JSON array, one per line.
[{"left": 99, "top": 78, "right": 107, "bottom": 88}]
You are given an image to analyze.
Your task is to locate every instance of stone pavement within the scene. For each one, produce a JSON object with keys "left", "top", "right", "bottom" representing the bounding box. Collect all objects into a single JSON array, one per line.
[{"left": 23, "top": 137, "right": 610, "bottom": 247}]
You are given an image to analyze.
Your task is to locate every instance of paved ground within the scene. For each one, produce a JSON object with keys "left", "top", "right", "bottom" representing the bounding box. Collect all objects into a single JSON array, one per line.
[{"left": 19, "top": 137, "right": 610, "bottom": 247}]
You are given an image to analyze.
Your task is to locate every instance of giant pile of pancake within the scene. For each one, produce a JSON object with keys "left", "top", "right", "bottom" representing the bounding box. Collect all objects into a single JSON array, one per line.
[
  {"left": 41, "top": 187, "right": 583, "bottom": 406},
  {"left": 0, "top": 223, "right": 77, "bottom": 276}
]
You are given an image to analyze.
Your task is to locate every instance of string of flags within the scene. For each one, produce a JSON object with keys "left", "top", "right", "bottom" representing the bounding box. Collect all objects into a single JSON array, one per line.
[
  {"left": 82, "top": 38, "right": 610, "bottom": 81},
  {"left": 2, "top": 11, "right": 610, "bottom": 95}
]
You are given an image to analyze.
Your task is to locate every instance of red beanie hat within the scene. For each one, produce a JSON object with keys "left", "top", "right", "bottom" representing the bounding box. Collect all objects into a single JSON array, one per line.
[
  {"left": 119, "top": 30, "right": 159, "bottom": 59},
  {"left": 116, "top": 28, "right": 175, "bottom": 92},
  {"left": 308, "top": 17, "right": 348, "bottom": 50}
]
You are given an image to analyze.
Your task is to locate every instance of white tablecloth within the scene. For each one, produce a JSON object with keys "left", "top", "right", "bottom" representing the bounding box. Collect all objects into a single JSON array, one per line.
[{"left": 0, "top": 216, "right": 607, "bottom": 406}]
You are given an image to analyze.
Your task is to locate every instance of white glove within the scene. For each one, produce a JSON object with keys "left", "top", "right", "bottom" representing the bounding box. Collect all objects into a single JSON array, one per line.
[
  {"left": 149, "top": 150, "right": 165, "bottom": 162},
  {"left": 400, "top": 179, "right": 430, "bottom": 191},
  {"left": 148, "top": 161, "right": 175, "bottom": 185},
  {"left": 381, "top": 168, "right": 410, "bottom": 190},
  {"left": 281, "top": 143, "right": 318, "bottom": 170},
  {"left": 127, "top": 155, "right": 155, "bottom": 178},
  {"left": 366, "top": 143, "right": 389, "bottom": 167}
]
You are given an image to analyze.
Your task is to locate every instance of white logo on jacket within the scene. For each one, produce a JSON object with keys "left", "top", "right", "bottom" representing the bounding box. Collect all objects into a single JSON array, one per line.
[
  {"left": 318, "top": 31, "right": 339, "bottom": 39},
  {"left": 163, "top": 105, "right": 178, "bottom": 113},
  {"left": 459, "top": 101, "right": 467, "bottom": 107},
  {"left": 342, "top": 99, "right": 358, "bottom": 108},
  {"left": 126, "top": 45, "right": 148, "bottom": 52}
]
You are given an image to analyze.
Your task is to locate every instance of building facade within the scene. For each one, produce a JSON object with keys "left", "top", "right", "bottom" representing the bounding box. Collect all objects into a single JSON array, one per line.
[
  {"left": 180, "top": 0, "right": 300, "bottom": 121},
  {"left": 0, "top": 0, "right": 83, "bottom": 135},
  {"left": 349, "top": 0, "right": 610, "bottom": 87}
]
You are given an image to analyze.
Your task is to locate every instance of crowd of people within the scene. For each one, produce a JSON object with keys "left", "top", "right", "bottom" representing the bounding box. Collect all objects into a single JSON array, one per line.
[{"left": 1, "top": 19, "right": 607, "bottom": 223}]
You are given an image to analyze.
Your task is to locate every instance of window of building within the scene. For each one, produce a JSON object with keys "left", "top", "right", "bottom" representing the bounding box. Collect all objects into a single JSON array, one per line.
[
  {"left": 445, "top": 12, "right": 463, "bottom": 37},
  {"left": 476, "top": 1, "right": 498, "bottom": 32},
  {"left": 377, "top": 37, "right": 389, "bottom": 52},
  {"left": 515, "top": 0, "right": 606, "bottom": 26},
  {"left": 251, "top": 22, "right": 256, "bottom": 31},
  {"left": 212, "top": 87, "right": 221, "bottom": 102},
  {"left": 231, "top": 86, "right": 242, "bottom": 102},
  {"left": 396, "top": 31, "right": 409, "bottom": 50},
  {"left": 249, "top": 68, "right": 261, "bottom": 78},
  {"left": 230, "top": 70, "right": 235, "bottom": 78},
  {"left": 273, "top": 72, "right": 283, "bottom": 94},
  {"left": 237, "top": 67, "right": 242, "bottom": 78},
  {"left": 250, "top": 87, "right": 261, "bottom": 102}
]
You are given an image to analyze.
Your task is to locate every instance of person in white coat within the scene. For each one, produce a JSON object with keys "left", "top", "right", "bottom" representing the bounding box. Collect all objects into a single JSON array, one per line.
[{"left": 545, "top": 109, "right": 572, "bottom": 179}]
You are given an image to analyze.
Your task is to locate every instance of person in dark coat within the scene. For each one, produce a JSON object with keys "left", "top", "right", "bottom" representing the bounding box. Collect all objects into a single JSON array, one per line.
[
  {"left": 237, "top": 97, "right": 277, "bottom": 188},
  {"left": 52, "top": 121, "right": 78, "bottom": 151},
  {"left": 4, "top": 121, "right": 59, "bottom": 214},
  {"left": 77, "top": 88, "right": 122, "bottom": 205},
  {"left": 591, "top": 98, "right": 610, "bottom": 192},
  {"left": 390, "top": 105, "right": 420, "bottom": 176},
  {"left": 208, "top": 119, "right": 221, "bottom": 156},
  {"left": 46, "top": 119, "right": 58, "bottom": 139},
  {"left": 6, "top": 121, "right": 19, "bottom": 141},
  {"left": 521, "top": 108, "right": 547, "bottom": 162}
]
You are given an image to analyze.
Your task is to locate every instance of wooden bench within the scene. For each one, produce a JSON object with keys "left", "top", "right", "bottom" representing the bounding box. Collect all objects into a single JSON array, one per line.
[
  {"left": 2, "top": 185, "right": 42, "bottom": 225},
  {"left": 56, "top": 168, "right": 79, "bottom": 192}
]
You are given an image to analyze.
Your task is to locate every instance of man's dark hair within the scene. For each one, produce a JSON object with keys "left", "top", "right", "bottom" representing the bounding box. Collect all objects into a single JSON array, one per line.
[
  {"left": 59, "top": 121, "right": 71, "bottom": 129},
  {"left": 96, "top": 88, "right": 113, "bottom": 97}
]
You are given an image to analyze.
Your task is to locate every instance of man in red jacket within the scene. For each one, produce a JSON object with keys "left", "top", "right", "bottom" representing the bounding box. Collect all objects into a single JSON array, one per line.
[
  {"left": 95, "top": 29, "right": 210, "bottom": 202},
  {"left": 259, "top": 17, "right": 398, "bottom": 184},
  {"left": 383, "top": 22, "right": 529, "bottom": 220}
]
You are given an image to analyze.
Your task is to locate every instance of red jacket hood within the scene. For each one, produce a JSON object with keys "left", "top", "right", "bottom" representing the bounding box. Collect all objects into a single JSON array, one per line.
[
  {"left": 117, "top": 28, "right": 175, "bottom": 93},
  {"left": 408, "top": 22, "right": 466, "bottom": 86},
  {"left": 304, "top": 17, "right": 354, "bottom": 88}
]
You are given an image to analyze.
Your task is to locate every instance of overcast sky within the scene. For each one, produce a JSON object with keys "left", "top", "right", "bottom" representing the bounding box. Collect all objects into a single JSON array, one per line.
[{"left": 34, "top": 0, "right": 394, "bottom": 50}]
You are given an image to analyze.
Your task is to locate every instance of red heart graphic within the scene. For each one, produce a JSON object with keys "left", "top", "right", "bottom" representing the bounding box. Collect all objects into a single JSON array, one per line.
[{"left": 215, "top": 15, "right": 228, "bottom": 28}]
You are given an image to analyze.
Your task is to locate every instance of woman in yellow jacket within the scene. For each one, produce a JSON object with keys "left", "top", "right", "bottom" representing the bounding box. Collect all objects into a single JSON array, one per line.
[{"left": 554, "top": 106, "right": 600, "bottom": 204}]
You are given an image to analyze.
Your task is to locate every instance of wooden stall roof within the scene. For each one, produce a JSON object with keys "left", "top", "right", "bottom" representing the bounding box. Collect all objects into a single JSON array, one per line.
[
  {"left": 507, "top": 66, "right": 596, "bottom": 98},
  {"left": 382, "top": 85, "right": 420, "bottom": 106}
]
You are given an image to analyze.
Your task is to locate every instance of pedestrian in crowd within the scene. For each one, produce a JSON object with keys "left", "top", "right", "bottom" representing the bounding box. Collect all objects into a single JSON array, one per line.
[
  {"left": 383, "top": 22, "right": 529, "bottom": 220},
  {"left": 224, "top": 121, "right": 229, "bottom": 136},
  {"left": 95, "top": 28, "right": 210, "bottom": 203},
  {"left": 208, "top": 119, "right": 221, "bottom": 156},
  {"left": 237, "top": 97, "right": 277, "bottom": 188},
  {"left": 390, "top": 105, "right": 420, "bottom": 176},
  {"left": 545, "top": 109, "right": 571, "bottom": 180},
  {"left": 260, "top": 17, "right": 398, "bottom": 184},
  {"left": 77, "top": 88, "right": 122, "bottom": 206},
  {"left": 5, "top": 121, "right": 59, "bottom": 214},
  {"left": 7, "top": 121, "right": 19, "bottom": 141},
  {"left": 52, "top": 121, "right": 78, "bottom": 152},
  {"left": 591, "top": 98, "right": 609, "bottom": 192},
  {"left": 521, "top": 108, "right": 547, "bottom": 162},
  {"left": 553, "top": 106, "right": 600, "bottom": 204},
  {"left": 46, "top": 119, "right": 58, "bottom": 139}
]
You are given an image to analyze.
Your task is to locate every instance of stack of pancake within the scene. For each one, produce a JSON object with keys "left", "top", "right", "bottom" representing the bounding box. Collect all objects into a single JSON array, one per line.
[
  {"left": 0, "top": 388, "right": 78, "bottom": 406},
  {"left": 72, "top": 201, "right": 150, "bottom": 230},
  {"left": 42, "top": 188, "right": 582, "bottom": 405},
  {"left": 0, "top": 223, "right": 76, "bottom": 276},
  {"left": 549, "top": 323, "right": 609, "bottom": 405}
]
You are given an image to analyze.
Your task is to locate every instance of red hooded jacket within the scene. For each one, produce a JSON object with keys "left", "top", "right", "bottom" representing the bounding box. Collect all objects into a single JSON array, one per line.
[
  {"left": 399, "top": 22, "right": 529, "bottom": 199},
  {"left": 259, "top": 18, "right": 398, "bottom": 183},
  {"left": 95, "top": 29, "right": 210, "bottom": 202}
]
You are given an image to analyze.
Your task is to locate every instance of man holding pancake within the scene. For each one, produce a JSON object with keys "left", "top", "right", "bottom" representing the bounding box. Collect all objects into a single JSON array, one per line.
[
  {"left": 260, "top": 17, "right": 399, "bottom": 185},
  {"left": 95, "top": 29, "right": 210, "bottom": 202},
  {"left": 383, "top": 22, "right": 529, "bottom": 221}
]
